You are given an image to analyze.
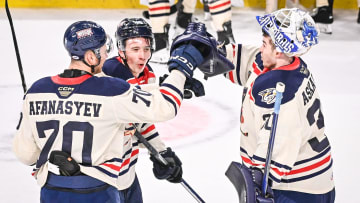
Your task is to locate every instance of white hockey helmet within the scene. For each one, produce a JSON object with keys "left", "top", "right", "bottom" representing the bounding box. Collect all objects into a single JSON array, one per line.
[{"left": 256, "top": 8, "right": 319, "bottom": 57}]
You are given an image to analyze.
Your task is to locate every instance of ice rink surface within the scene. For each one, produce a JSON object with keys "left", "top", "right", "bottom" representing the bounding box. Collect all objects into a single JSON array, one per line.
[{"left": 1, "top": 6, "right": 359, "bottom": 203}]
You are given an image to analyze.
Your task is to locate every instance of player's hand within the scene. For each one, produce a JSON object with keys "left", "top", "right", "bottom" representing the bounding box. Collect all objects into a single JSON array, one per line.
[
  {"left": 251, "top": 167, "right": 274, "bottom": 201},
  {"left": 159, "top": 74, "right": 205, "bottom": 99},
  {"left": 168, "top": 44, "right": 204, "bottom": 78},
  {"left": 184, "top": 77, "right": 205, "bottom": 99},
  {"left": 150, "top": 147, "right": 183, "bottom": 183}
]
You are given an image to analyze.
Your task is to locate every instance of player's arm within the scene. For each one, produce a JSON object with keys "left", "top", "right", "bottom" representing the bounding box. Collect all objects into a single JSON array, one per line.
[
  {"left": 224, "top": 44, "right": 260, "bottom": 86},
  {"left": 13, "top": 96, "right": 41, "bottom": 165},
  {"left": 136, "top": 123, "right": 166, "bottom": 152}
]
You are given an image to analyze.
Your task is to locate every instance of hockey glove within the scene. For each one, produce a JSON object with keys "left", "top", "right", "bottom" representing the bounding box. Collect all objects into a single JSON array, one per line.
[
  {"left": 184, "top": 77, "right": 205, "bottom": 99},
  {"left": 160, "top": 74, "right": 205, "bottom": 99},
  {"left": 168, "top": 44, "right": 204, "bottom": 78},
  {"left": 170, "top": 22, "right": 234, "bottom": 77},
  {"left": 251, "top": 167, "right": 274, "bottom": 202},
  {"left": 49, "top": 151, "right": 81, "bottom": 176},
  {"left": 150, "top": 147, "right": 183, "bottom": 183}
]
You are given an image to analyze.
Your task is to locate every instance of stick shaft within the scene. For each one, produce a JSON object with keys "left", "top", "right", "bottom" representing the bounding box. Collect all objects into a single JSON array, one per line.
[
  {"left": 132, "top": 125, "right": 205, "bottom": 203},
  {"left": 261, "top": 82, "right": 285, "bottom": 196},
  {"left": 5, "top": 0, "right": 27, "bottom": 93}
]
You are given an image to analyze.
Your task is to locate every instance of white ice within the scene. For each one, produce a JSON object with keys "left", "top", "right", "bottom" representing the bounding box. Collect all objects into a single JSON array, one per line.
[{"left": 1, "top": 7, "right": 359, "bottom": 203}]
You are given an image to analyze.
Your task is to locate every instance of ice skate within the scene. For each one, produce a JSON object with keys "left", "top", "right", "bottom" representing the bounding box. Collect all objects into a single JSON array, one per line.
[
  {"left": 173, "top": 3, "right": 198, "bottom": 39},
  {"left": 217, "top": 21, "right": 235, "bottom": 45},
  {"left": 150, "top": 24, "right": 170, "bottom": 64},
  {"left": 357, "top": 8, "right": 360, "bottom": 24},
  {"left": 312, "top": 6, "right": 333, "bottom": 34},
  {"left": 203, "top": 1, "right": 212, "bottom": 21}
]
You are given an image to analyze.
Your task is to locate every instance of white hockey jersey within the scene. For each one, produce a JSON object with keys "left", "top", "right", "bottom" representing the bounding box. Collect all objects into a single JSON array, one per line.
[
  {"left": 13, "top": 69, "right": 185, "bottom": 189},
  {"left": 102, "top": 56, "right": 166, "bottom": 189},
  {"left": 224, "top": 44, "right": 334, "bottom": 194}
]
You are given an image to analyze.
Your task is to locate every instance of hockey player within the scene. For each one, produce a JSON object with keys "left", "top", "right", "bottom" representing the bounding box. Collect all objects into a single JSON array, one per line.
[
  {"left": 224, "top": 8, "right": 335, "bottom": 202},
  {"left": 101, "top": 18, "right": 188, "bottom": 202},
  {"left": 12, "top": 20, "right": 219, "bottom": 202},
  {"left": 147, "top": 0, "right": 235, "bottom": 62}
]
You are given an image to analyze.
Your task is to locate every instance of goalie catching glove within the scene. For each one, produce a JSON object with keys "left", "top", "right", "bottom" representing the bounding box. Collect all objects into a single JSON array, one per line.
[
  {"left": 170, "top": 22, "right": 234, "bottom": 78},
  {"left": 150, "top": 147, "right": 183, "bottom": 183}
]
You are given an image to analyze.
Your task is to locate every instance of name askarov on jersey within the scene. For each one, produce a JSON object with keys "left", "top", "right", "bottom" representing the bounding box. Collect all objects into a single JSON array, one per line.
[{"left": 223, "top": 43, "right": 334, "bottom": 194}]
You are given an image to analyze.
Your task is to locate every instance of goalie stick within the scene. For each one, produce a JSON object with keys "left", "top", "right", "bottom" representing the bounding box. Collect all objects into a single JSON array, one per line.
[
  {"left": 261, "top": 82, "right": 285, "bottom": 197},
  {"left": 5, "top": 0, "right": 27, "bottom": 93},
  {"left": 132, "top": 124, "right": 205, "bottom": 203},
  {"left": 225, "top": 82, "right": 285, "bottom": 202}
]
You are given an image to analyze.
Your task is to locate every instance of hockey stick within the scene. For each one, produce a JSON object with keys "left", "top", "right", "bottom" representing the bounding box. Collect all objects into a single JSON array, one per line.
[
  {"left": 5, "top": 0, "right": 27, "bottom": 93},
  {"left": 261, "top": 82, "right": 285, "bottom": 197},
  {"left": 132, "top": 125, "right": 205, "bottom": 203}
]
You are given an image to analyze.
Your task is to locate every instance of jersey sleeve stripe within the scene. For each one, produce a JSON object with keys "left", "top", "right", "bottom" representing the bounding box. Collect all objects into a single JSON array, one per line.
[
  {"left": 94, "top": 166, "right": 118, "bottom": 178},
  {"left": 119, "top": 159, "right": 138, "bottom": 176},
  {"left": 161, "top": 83, "right": 184, "bottom": 99},
  {"left": 294, "top": 146, "right": 331, "bottom": 166},
  {"left": 141, "top": 124, "right": 155, "bottom": 135},
  {"left": 160, "top": 89, "right": 181, "bottom": 107},
  {"left": 228, "top": 71, "right": 235, "bottom": 83},
  {"left": 287, "top": 155, "right": 331, "bottom": 175},
  {"left": 280, "top": 160, "right": 333, "bottom": 183},
  {"left": 161, "top": 94, "right": 178, "bottom": 115}
]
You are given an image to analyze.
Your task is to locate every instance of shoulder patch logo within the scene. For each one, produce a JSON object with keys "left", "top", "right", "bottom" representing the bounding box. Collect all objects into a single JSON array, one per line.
[{"left": 258, "top": 88, "right": 276, "bottom": 104}]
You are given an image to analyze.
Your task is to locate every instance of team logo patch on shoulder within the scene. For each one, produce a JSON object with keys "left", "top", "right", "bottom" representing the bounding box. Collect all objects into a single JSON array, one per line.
[
  {"left": 76, "top": 28, "right": 93, "bottom": 39},
  {"left": 58, "top": 86, "right": 75, "bottom": 97},
  {"left": 258, "top": 88, "right": 276, "bottom": 104}
]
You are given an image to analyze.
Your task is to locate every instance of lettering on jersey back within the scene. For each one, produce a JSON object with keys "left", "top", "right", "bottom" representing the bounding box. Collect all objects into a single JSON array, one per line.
[
  {"left": 302, "top": 74, "right": 316, "bottom": 106},
  {"left": 29, "top": 100, "right": 102, "bottom": 117}
]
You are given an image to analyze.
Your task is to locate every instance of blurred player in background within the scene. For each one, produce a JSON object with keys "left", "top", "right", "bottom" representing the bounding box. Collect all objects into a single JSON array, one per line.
[
  {"left": 311, "top": 0, "right": 334, "bottom": 34},
  {"left": 146, "top": 0, "right": 235, "bottom": 62},
  {"left": 223, "top": 8, "right": 335, "bottom": 202}
]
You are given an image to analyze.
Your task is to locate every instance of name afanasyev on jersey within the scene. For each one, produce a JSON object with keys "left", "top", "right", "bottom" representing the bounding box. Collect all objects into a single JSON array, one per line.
[{"left": 28, "top": 100, "right": 102, "bottom": 117}]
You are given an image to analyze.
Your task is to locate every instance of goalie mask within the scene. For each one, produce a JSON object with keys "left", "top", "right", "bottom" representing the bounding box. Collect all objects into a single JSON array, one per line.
[
  {"left": 64, "top": 21, "right": 113, "bottom": 60},
  {"left": 256, "top": 8, "right": 319, "bottom": 57},
  {"left": 116, "top": 18, "right": 154, "bottom": 51}
]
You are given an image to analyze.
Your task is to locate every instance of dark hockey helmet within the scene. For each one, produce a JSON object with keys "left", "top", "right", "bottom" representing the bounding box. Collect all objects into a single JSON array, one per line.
[
  {"left": 63, "top": 20, "right": 113, "bottom": 60},
  {"left": 115, "top": 18, "right": 154, "bottom": 51}
]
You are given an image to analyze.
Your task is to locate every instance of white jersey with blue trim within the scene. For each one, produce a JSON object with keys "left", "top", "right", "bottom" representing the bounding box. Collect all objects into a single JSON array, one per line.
[
  {"left": 102, "top": 56, "right": 167, "bottom": 189},
  {"left": 224, "top": 44, "right": 334, "bottom": 194},
  {"left": 13, "top": 69, "right": 185, "bottom": 189}
]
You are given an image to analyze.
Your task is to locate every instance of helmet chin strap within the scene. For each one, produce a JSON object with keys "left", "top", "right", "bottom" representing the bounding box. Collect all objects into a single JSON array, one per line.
[{"left": 82, "top": 50, "right": 101, "bottom": 74}]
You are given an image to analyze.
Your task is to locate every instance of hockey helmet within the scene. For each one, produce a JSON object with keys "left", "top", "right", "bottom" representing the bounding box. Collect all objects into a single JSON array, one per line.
[
  {"left": 256, "top": 8, "right": 319, "bottom": 57},
  {"left": 115, "top": 18, "right": 154, "bottom": 51},
  {"left": 64, "top": 20, "right": 113, "bottom": 60}
]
